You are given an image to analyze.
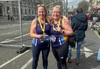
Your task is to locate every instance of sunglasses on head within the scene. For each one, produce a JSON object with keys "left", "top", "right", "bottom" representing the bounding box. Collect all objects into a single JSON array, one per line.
[{"left": 37, "top": 4, "right": 45, "bottom": 7}]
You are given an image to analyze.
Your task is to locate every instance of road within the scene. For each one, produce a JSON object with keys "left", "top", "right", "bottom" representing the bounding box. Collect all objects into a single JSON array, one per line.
[{"left": 0, "top": 20, "right": 100, "bottom": 69}]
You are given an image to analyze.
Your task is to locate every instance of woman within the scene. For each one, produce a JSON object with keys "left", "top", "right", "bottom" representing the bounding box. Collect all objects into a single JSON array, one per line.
[
  {"left": 67, "top": 8, "right": 88, "bottom": 65},
  {"left": 30, "top": 4, "right": 51, "bottom": 69},
  {"left": 50, "top": 5, "right": 73, "bottom": 69}
]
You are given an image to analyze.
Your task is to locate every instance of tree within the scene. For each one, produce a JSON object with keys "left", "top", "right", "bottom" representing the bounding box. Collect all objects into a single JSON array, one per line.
[{"left": 78, "top": 0, "right": 89, "bottom": 12}]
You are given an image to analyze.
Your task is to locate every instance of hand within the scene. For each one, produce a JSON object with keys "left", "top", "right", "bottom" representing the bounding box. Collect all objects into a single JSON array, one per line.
[
  {"left": 56, "top": 27, "right": 62, "bottom": 32},
  {"left": 37, "top": 34, "right": 43, "bottom": 38}
]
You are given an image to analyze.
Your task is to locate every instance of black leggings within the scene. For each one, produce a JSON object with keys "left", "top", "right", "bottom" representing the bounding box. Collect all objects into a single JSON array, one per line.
[
  {"left": 52, "top": 42, "right": 69, "bottom": 69},
  {"left": 32, "top": 44, "right": 50, "bottom": 69}
]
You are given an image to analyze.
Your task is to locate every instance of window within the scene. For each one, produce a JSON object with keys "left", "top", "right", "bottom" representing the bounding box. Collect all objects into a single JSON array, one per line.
[
  {"left": 25, "top": 9, "right": 27, "bottom": 14},
  {"left": 21, "top": 9, "right": 23, "bottom": 14},
  {"left": 29, "top": 9, "right": 30, "bottom": 14}
]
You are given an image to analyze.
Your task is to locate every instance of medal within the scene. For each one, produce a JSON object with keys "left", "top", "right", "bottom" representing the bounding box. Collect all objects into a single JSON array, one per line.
[
  {"left": 52, "top": 19, "right": 61, "bottom": 31},
  {"left": 38, "top": 18, "right": 46, "bottom": 42}
]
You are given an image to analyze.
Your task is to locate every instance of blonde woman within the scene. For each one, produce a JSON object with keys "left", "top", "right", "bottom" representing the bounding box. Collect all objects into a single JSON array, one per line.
[{"left": 50, "top": 5, "right": 73, "bottom": 69}]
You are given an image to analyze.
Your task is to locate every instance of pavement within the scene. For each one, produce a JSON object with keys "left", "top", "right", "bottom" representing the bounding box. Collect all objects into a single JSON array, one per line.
[
  {"left": 96, "top": 22, "right": 100, "bottom": 25},
  {"left": 0, "top": 19, "right": 100, "bottom": 69},
  {"left": 88, "top": 21, "right": 100, "bottom": 34}
]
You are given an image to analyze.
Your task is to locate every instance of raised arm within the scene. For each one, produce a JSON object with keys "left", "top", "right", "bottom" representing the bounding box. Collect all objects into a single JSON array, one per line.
[
  {"left": 62, "top": 16, "right": 73, "bottom": 36},
  {"left": 46, "top": 16, "right": 53, "bottom": 23}
]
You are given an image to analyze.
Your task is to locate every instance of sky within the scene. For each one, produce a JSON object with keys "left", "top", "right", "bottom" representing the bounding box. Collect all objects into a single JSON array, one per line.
[{"left": 68, "top": 0, "right": 90, "bottom": 8}]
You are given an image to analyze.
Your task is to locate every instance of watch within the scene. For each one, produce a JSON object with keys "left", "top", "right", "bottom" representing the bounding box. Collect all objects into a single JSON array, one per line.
[{"left": 61, "top": 30, "right": 64, "bottom": 34}]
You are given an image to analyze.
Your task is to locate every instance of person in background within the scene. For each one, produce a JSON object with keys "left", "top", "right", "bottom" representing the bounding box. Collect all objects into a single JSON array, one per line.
[
  {"left": 50, "top": 5, "right": 73, "bottom": 69},
  {"left": 67, "top": 8, "right": 88, "bottom": 65},
  {"left": 90, "top": 12, "right": 96, "bottom": 21},
  {"left": 85, "top": 12, "right": 90, "bottom": 21},
  {"left": 89, "top": 12, "right": 98, "bottom": 30},
  {"left": 30, "top": 4, "right": 52, "bottom": 69}
]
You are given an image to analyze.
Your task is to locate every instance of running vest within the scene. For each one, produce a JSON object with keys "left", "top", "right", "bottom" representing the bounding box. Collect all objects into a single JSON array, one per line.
[
  {"left": 50, "top": 19, "right": 68, "bottom": 47},
  {"left": 32, "top": 18, "right": 51, "bottom": 48}
]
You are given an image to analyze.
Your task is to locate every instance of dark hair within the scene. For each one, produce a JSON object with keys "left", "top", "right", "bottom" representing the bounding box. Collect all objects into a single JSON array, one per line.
[
  {"left": 37, "top": 4, "right": 47, "bottom": 17},
  {"left": 76, "top": 8, "right": 83, "bottom": 13}
]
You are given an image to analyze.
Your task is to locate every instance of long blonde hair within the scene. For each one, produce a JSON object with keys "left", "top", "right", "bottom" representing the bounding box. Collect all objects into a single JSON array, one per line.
[{"left": 53, "top": 5, "right": 62, "bottom": 15}]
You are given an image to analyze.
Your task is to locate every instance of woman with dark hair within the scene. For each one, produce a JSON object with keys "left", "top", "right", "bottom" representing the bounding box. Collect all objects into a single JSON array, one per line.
[
  {"left": 67, "top": 8, "right": 88, "bottom": 65},
  {"left": 76, "top": 8, "right": 83, "bottom": 13}
]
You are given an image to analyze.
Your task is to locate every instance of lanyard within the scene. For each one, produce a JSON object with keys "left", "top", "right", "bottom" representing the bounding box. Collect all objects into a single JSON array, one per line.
[
  {"left": 52, "top": 19, "right": 61, "bottom": 31},
  {"left": 38, "top": 18, "right": 45, "bottom": 34}
]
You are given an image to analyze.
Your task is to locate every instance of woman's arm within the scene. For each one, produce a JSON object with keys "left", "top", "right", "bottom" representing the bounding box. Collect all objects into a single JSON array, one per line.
[
  {"left": 46, "top": 16, "right": 53, "bottom": 24},
  {"left": 30, "top": 19, "right": 43, "bottom": 38},
  {"left": 62, "top": 16, "right": 73, "bottom": 35}
]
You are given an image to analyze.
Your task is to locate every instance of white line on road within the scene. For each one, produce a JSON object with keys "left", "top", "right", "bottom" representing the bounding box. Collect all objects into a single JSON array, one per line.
[
  {"left": 0, "top": 44, "right": 22, "bottom": 47},
  {"left": 0, "top": 22, "right": 30, "bottom": 29},
  {"left": 0, "top": 50, "right": 30, "bottom": 68},
  {"left": 21, "top": 58, "right": 33, "bottom": 69},
  {"left": 0, "top": 33, "right": 29, "bottom": 43},
  {"left": 0, "top": 39, "right": 15, "bottom": 43},
  {"left": 1, "top": 30, "right": 20, "bottom": 36},
  {"left": 94, "top": 31, "right": 100, "bottom": 38},
  {"left": 0, "top": 44, "right": 32, "bottom": 48},
  {"left": 84, "top": 47, "right": 94, "bottom": 58},
  {"left": 13, "top": 33, "right": 29, "bottom": 39}
]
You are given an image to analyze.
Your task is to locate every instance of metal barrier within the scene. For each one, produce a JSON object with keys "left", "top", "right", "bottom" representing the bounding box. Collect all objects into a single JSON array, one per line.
[{"left": 0, "top": 0, "right": 37, "bottom": 53}]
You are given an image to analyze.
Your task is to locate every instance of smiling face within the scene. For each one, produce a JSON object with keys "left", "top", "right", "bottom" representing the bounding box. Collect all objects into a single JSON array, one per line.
[
  {"left": 38, "top": 6, "right": 46, "bottom": 19},
  {"left": 52, "top": 6, "right": 61, "bottom": 20}
]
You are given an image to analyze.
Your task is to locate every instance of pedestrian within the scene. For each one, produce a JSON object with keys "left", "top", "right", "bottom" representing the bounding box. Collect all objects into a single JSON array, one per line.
[
  {"left": 90, "top": 12, "right": 96, "bottom": 21},
  {"left": 85, "top": 12, "right": 90, "bottom": 21},
  {"left": 8, "top": 14, "right": 10, "bottom": 21},
  {"left": 30, "top": 4, "right": 51, "bottom": 69},
  {"left": 50, "top": 5, "right": 73, "bottom": 69},
  {"left": 90, "top": 12, "right": 98, "bottom": 30},
  {"left": 67, "top": 8, "right": 88, "bottom": 65}
]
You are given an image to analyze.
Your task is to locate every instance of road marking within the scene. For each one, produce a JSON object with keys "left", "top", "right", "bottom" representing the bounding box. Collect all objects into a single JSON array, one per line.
[
  {"left": 0, "top": 22, "right": 30, "bottom": 29},
  {"left": 71, "top": 47, "right": 95, "bottom": 58},
  {"left": 84, "top": 47, "right": 94, "bottom": 58},
  {"left": 0, "top": 44, "right": 22, "bottom": 47},
  {"left": 21, "top": 58, "right": 32, "bottom": 69},
  {"left": 0, "top": 44, "right": 32, "bottom": 47},
  {"left": 1, "top": 30, "right": 20, "bottom": 36},
  {"left": 94, "top": 31, "right": 100, "bottom": 38},
  {"left": 0, "top": 39, "right": 15, "bottom": 43},
  {"left": 1, "top": 28, "right": 29, "bottom": 36},
  {"left": 0, "top": 33, "right": 29, "bottom": 43},
  {"left": 0, "top": 50, "right": 30, "bottom": 68},
  {"left": 13, "top": 33, "right": 29, "bottom": 39}
]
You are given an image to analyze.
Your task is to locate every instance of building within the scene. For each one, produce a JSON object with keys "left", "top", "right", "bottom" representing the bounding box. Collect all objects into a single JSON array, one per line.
[
  {"left": 89, "top": 0, "right": 100, "bottom": 21},
  {"left": 0, "top": 0, "right": 36, "bottom": 20},
  {"left": 89, "top": 0, "right": 100, "bottom": 14}
]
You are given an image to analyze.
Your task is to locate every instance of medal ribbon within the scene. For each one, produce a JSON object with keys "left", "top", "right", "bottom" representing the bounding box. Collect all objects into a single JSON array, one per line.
[
  {"left": 53, "top": 19, "right": 61, "bottom": 31},
  {"left": 38, "top": 18, "right": 45, "bottom": 34}
]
